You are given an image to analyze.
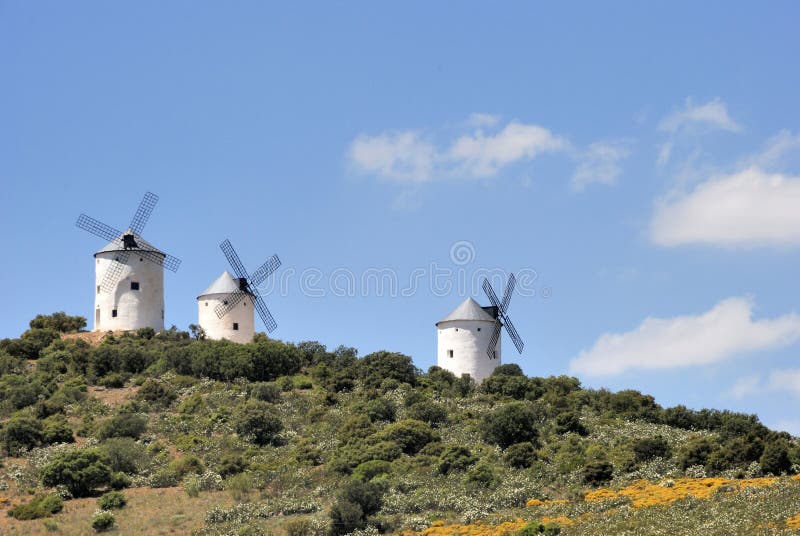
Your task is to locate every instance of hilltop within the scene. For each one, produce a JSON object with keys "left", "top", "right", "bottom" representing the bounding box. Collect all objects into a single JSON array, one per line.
[{"left": 1, "top": 313, "right": 799, "bottom": 535}]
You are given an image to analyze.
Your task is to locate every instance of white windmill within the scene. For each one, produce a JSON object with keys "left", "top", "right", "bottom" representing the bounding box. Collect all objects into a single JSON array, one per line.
[
  {"left": 76, "top": 192, "right": 181, "bottom": 332},
  {"left": 436, "top": 275, "right": 524, "bottom": 382},
  {"left": 197, "top": 239, "right": 281, "bottom": 342}
]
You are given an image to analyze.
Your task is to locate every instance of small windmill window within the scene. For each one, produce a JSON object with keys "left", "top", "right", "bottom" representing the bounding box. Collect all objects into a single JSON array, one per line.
[
  {"left": 233, "top": 323, "right": 239, "bottom": 331},
  {"left": 111, "top": 309, "right": 118, "bottom": 318},
  {"left": 477, "top": 327, "right": 481, "bottom": 331},
  {"left": 96, "top": 285, "right": 101, "bottom": 294},
  {"left": 130, "top": 281, "right": 140, "bottom": 290},
  {"left": 447, "top": 350, "right": 454, "bottom": 358}
]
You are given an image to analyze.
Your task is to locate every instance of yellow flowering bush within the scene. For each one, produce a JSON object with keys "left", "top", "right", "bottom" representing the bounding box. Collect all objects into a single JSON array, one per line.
[
  {"left": 583, "top": 477, "right": 780, "bottom": 508},
  {"left": 399, "top": 519, "right": 529, "bottom": 536},
  {"left": 525, "top": 498, "right": 569, "bottom": 507},
  {"left": 786, "top": 513, "right": 800, "bottom": 529}
]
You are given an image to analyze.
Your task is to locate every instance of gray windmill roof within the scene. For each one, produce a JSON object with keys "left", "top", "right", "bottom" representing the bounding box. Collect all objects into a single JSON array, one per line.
[
  {"left": 197, "top": 271, "right": 247, "bottom": 298},
  {"left": 94, "top": 229, "right": 165, "bottom": 256},
  {"left": 436, "top": 297, "right": 496, "bottom": 325}
]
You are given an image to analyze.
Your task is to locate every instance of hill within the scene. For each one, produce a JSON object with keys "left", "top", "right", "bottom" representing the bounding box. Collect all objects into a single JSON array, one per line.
[{"left": 1, "top": 313, "right": 799, "bottom": 535}]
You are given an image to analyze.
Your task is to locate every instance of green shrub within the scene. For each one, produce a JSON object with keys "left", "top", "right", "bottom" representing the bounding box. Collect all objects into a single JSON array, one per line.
[
  {"left": 760, "top": 439, "right": 792, "bottom": 475},
  {"left": 137, "top": 379, "right": 177, "bottom": 406},
  {"left": 375, "top": 419, "right": 438, "bottom": 455},
  {"left": 99, "top": 437, "right": 149, "bottom": 474},
  {"left": 169, "top": 454, "right": 205, "bottom": 477},
  {"left": 554, "top": 411, "right": 588, "bottom": 436},
  {"left": 438, "top": 445, "right": 477, "bottom": 474},
  {"left": 42, "top": 415, "right": 74, "bottom": 445},
  {"left": 8, "top": 493, "right": 63, "bottom": 520},
  {"left": 226, "top": 472, "right": 253, "bottom": 502},
  {"left": 98, "top": 373, "right": 127, "bottom": 388},
  {"left": 482, "top": 402, "right": 541, "bottom": 449},
  {"left": 678, "top": 437, "right": 719, "bottom": 470},
  {"left": 250, "top": 382, "right": 282, "bottom": 403},
  {"left": 149, "top": 468, "right": 181, "bottom": 488},
  {"left": 110, "top": 472, "right": 132, "bottom": 490},
  {"left": 338, "top": 414, "right": 376, "bottom": 444},
  {"left": 465, "top": 462, "right": 499, "bottom": 488},
  {"left": 97, "top": 412, "right": 148, "bottom": 440},
  {"left": 97, "top": 491, "right": 127, "bottom": 509},
  {"left": 583, "top": 461, "right": 614, "bottom": 486},
  {"left": 504, "top": 442, "right": 538, "bottom": 468},
  {"left": 330, "top": 480, "right": 384, "bottom": 535},
  {"left": 30, "top": 312, "right": 86, "bottom": 333},
  {"left": 353, "top": 459, "right": 392, "bottom": 481},
  {"left": 92, "top": 511, "right": 115, "bottom": 532},
  {"left": 517, "top": 521, "right": 561, "bottom": 535},
  {"left": 632, "top": 436, "right": 671, "bottom": 463},
  {"left": 284, "top": 518, "right": 313, "bottom": 536},
  {"left": 41, "top": 449, "right": 112, "bottom": 497},
  {"left": 362, "top": 397, "right": 397, "bottom": 423},
  {"left": 358, "top": 351, "right": 418, "bottom": 388},
  {"left": 1, "top": 416, "right": 43, "bottom": 455},
  {"left": 217, "top": 454, "right": 248, "bottom": 477},
  {"left": 406, "top": 401, "right": 447, "bottom": 427},
  {"left": 233, "top": 400, "right": 283, "bottom": 446}
]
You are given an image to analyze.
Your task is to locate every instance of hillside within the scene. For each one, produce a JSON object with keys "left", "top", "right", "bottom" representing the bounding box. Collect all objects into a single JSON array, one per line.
[{"left": 1, "top": 313, "right": 799, "bottom": 535}]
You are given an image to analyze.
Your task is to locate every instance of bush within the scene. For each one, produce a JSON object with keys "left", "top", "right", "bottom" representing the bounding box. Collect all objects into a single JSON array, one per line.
[
  {"left": 504, "top": 442, "right": 538, "bottom": 468},
  {"left": 330, "top": 480, "right": 384, "bottom": 535},
  {"left": 353, "top": 460, "right": 392, "bottom": 482},
  {"left": 482, "top": 402, "right": 541, "bottom": 449},
  {"left": 30, "top": 312, "right": 87, "bottom": 333},
  {"left": 92, "top": 511, "right": 115, "bottom": 532},
  {"left": 42, "top": 415, "right": 75, "bottom": 445},
  {"left": 406, "top": 401, "right": 447, "bottom": 427},
  {"left": 465, "top": 462, "right": 499, "bottom": 488},
  {"left": 233, "top": 400, "right": 283, "bottom": 446},
  {"left": 375, "top": 419, "right": 438, "bottom": 455},
  {"left": 678, "top": 437, "right": 719, "bottom": 470},
  {"left": 358, "top": 351, "right": 418, "bottom": 388},
  {"left": 760, "top": 439, "right": 792, "bottom": 475},
  {"left": 99, "top": 437, "right": 149, "bottom": 474},
  {"left": 362, "top": 397, "right": 396, "bottom": 423},
  {"left": 554, "top": 411, "right": 588, "bottom": 436},
  {"left": 98, "top": 491, "right": 127, "bottom": 509},
  {"left": 1, "top": 416, "right": 43, "bottom": 455},
  {"left": 41, "top": 449, "right": 113, "bottom": 497},
  {"left": 217, "top": 454, "right": 248, "bottom": 477},
  {"left": 169, "top": 455, "right": 205, "bottom": 477},
  {"left": 338, "top": 415, "right": 376, "bottom": 444},
  {"left": 250, "top": 382, "right": 282, "bottom": 403},
  {"left": 8, "top": 493, "right": 63, "bottom": 520},
  {"left": 97, "top": 412, "right": 148, "bottom": 440},
  {"left": 438, "top": 445, "right": 477, "bottom": 474},
  {"left": 583, "top": 461, "right": 614, "bottom": 486},
  {"left": 137, "top": 379, "right": 177, "bottom": 406},
  {"left": 110, "top": 472, "right": 132, "bottom": 490},
  {"left": 518, "top": 521, "right": 561, "bottom": 535},
  {"left": 633, "top": 436, "right": 671, "bottom": 463},
  {"left": 98, "top": 373, "right": 127, "bottom": 388}
]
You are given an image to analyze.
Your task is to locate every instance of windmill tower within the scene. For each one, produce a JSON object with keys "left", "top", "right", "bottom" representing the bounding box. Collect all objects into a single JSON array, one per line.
[
  {"left": 436, "top": 275, "right": 524, "bottom": 382},
  {"left": 197, "top": 239, "right": 281, "bottom": 342},
  {"left": 76, "top": 192, "right": 181, "bottom": 332}
]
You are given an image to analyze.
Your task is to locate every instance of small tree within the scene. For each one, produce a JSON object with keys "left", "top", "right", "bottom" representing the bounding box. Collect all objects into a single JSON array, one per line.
[
  {"left": 482, "top": 402, "right": 540, "bottom": 449},
  {"left": 41, "top": 449, "right": 112, "bottom": 497},
  {"left": 97, "top": 413, "right": 148, "bottom": 440},
  {"left": 233, "top": 400, "right": 283, "bottom": 446},
  {"left": 376, "top": 419, "right": 439, "bottom": 455},
  {"left": 633, "top": 436, "right": 671, "bottom": 463},
  {"left": 583, "top": 461, "right": 614, "bottom": 486},
  {"left": 504, "top": 442, "right": 537, "bottom": 468},
  {"left": 30, "top": 312, "right": 87, "bottom": 333},
  {"left": 1, "top": 417, "right": 43, "bottom": 455},
  {"left": 438, "top": 445, "right": 477, "bottom": 474},
  {"left": 760, "top": 439, "right": 792, "bottom": 475}
]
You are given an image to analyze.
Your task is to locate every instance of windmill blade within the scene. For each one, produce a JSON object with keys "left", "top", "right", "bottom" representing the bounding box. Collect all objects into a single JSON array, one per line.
[
  {"left": 213, "top": 290, "right": 249, "bottom": 319},
  {"left": 501, "top": 273, "right": 516, "bottom": 312},
  {"left": 136, "top": 245, "right": 182, "bottom": 272},
  {"left": 129, "top": 192, "right": 158, "bottom": 235},
  {"left": 220, "top": 239, "right": 250, "bottom": 281},
  {"left": 250, "top": 255, "right": 281, "bottom": 288},
  {"left": 486, "top": 319, "right": 501, "bottom": 359},
  {"left": 76, "top": 214, "right": 124, "bottom": 244},
  {"left": 482, "top": 278, "right": 504, "bottom": 313},
  {"left": 251, "top": 288, "right": 278, "bottom": 333},
  {"left": 501, "top": 313, "right": 525, "bottom": 354},
  {"left": 99, "top": 251, "right": 130, "bottom": 293}
]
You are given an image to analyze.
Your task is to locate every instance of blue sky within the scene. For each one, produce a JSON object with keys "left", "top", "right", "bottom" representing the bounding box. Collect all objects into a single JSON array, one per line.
[{"left": 3, "top": 2, "right": 800, "bottom": 433}]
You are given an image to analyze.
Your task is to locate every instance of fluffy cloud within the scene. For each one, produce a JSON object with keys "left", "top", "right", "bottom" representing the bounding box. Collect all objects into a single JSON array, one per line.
[
  {"left": 650, "top": 167, "right": 800, "bottom": 247},
  {"left": 658, "top": 97, "right": 742, "bottom": 134},
  {"left": 348, "top": 132, "right": 435, "bottom": 182},
  {"left": 740, "top": 129, "right": 800, "bottom": 169},
  {"left": 570, "top": 298, "right": 800, "bottom": 376},
  {"left": 348, "top": 118, "right": 567, "bottom": 182},
  {"left": 729, "top": 369, "right": 800, "bottom": 400},
  {"left": 571, "top": 140, "right": 632, "bottom": 191}
]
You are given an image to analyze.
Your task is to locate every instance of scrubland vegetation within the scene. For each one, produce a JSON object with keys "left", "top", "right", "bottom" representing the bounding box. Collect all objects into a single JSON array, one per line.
[{"left": 1, "top": 313, "right": 799, "bottom": 535}]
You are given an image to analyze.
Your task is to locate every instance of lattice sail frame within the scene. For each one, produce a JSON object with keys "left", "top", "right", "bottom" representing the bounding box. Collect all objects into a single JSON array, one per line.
[{"left": 482, "top": 273, "right": 525, "bottom": 358}]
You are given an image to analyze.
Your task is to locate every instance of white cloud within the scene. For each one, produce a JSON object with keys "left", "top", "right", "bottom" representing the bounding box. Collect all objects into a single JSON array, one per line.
[
  {"left": 570, "top": 297, "right": 800, "bottom": 377},
  {"left": 348, "top": 131, "right": 435, "bottom": 182},
  {"left": 658, "top": 97, "right": 742, "bottom": 134},
  {"left": 447, "top": 122, "right": 568, "bottom": 177},
  {"left": 728, "top": 369, "right": 800, "bottom": 401},
  {"left": 740, "top": 129, "right": 800, "bottom": 169},
  {"left": 571, "top": 140, "right": 632, "bottom": 191},
  {"left": 466, "top": 113, "right": 501, "bottom": 128},
  {"left": 727, "top": 374, "right": 762, "bottom": 399},
  {"left": 657, "top": 141, "right": 673, "bottom": 166},
  {"left": 651, "top": 167, "right": 800, "bottom": 247},
  {"left": 348, "top": 118, "right": 568, "bottom": 182}
]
